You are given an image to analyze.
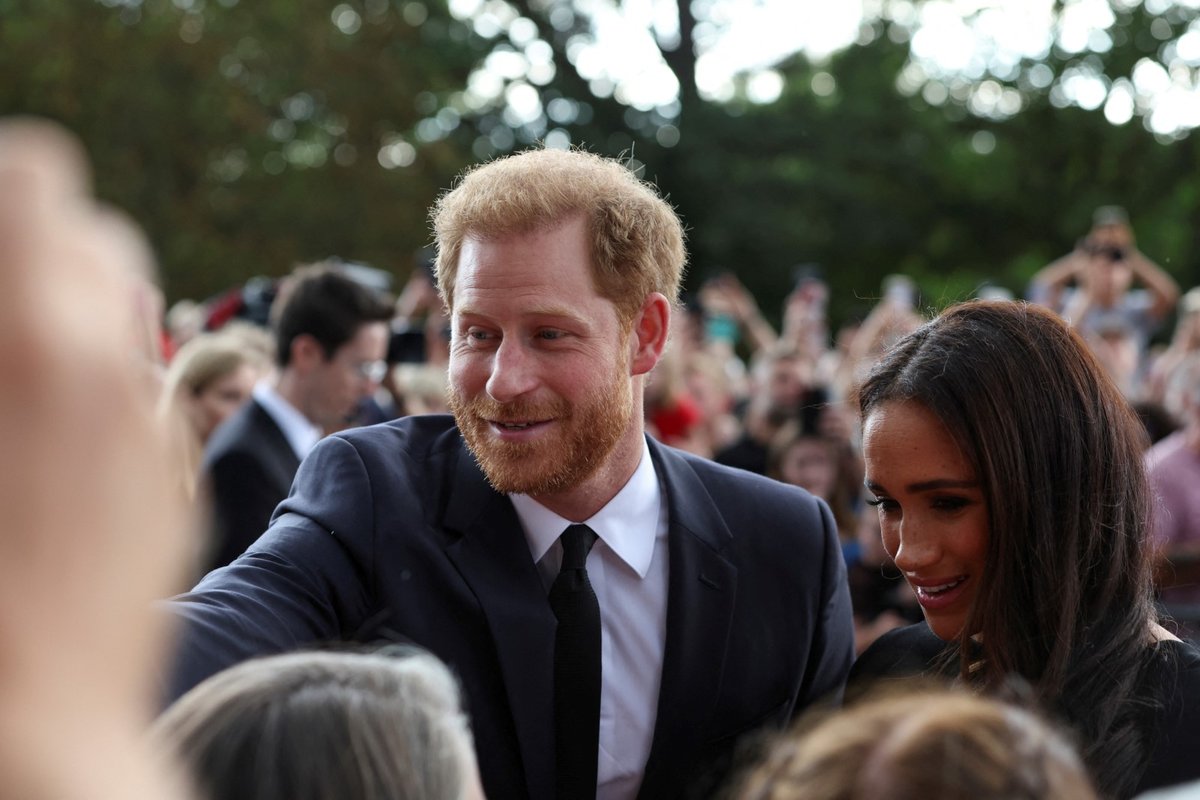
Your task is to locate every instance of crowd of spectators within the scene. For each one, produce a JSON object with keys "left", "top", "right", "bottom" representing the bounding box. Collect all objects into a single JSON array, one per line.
[
  {"left": 158, "top": 228, "right": 1200, "bottom": 641},
  {"left": 151, "top": 200, "right": 1199, "bottom": 796}
]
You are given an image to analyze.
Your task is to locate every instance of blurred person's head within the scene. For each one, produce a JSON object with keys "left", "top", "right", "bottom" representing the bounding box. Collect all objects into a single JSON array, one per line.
[
  {"left": 767, "top": 415, "right": 863, "bottom": 540},
  {"left": 1133, "top": 399, "right": 1180, "bottom": 446},
  {"left": 1172, "top": 287, "right": 1200, "bottom": 349},
  {"left": 166, "top": 299, "right": 205, "bottom": 349},
  {"left": 1089, "top": 205, "right": 1134, "bottom": 250},
  {"left": 683, "top": 350, "right": 734, "bottom": 418},
  {"left": 752, "top": 346, "right": 813, "bottom": 425},
  {"left": 154, "top": 649, "right": 483, "bottom": 800},
  {"left": 1082, "top": 238, "right": 1133, "bottom": 306},
  {"left": 1164, "top": 352, "right": 1200, "bottom": 434},
  {"left": 218, "top": 319, "right": 276, "bottom": 369},
  {"left": 271, "top": 264, "right": 393, "bottom": 433},
  {"left": 768, "top": 423, "right": 838, "bottom": 500},
  {"left": 431, "top": 147, "right": 685, "bottom": 328},
  {"left": 391, "top": 363, "right": 450, "bottom": 416},
  {"left": 160, "top": 333, "right": 263, "bottom": 443},
  {"left": 735, "top": 688, "right": 1096, "bottom": 800}
]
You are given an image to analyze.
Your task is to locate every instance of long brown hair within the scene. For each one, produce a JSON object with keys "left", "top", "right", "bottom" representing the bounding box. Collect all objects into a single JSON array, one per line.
[{"left": 857, "top": 300, "right": 1157, "bottom": 797}]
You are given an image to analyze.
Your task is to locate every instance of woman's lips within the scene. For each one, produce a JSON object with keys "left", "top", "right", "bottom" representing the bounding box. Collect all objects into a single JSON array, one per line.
[{"left": 909, "top": 576, "right": 969, "bottom": 611}]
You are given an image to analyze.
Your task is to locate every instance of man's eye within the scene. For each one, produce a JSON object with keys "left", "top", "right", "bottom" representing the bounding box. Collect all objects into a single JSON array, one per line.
[{"left": 537, "top": 329, "right": 564, "bottom": 340}]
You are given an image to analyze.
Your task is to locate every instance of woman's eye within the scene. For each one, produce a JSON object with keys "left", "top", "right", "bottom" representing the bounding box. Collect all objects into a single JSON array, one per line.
[
  {"left": 932, "top": 496, "right": 969, "bottom": 511},
  {"left": 865, "top": 497, "right": 897, "bottom": 513}
]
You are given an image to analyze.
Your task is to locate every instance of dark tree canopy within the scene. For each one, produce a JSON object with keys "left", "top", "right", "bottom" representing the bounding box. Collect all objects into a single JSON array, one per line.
[{"left": 3, "top": 0, "right": 1197, "bottom": 327}]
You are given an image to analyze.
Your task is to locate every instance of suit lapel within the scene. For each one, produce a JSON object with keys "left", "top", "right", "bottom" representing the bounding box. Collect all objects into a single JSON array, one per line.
[
  {"left": 248, "top": 399, "right": 302, "bottom": 493},
  {"left": 639, "top": 440, "right": 738, "bottom": 798},
  {"left": 442, "top": 444, "right": 557, "bottom": 800}
]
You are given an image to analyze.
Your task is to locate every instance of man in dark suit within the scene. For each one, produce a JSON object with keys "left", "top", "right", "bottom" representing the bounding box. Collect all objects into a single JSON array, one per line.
[
  {"left": 199, "top": 264, "right": 392, "bottom": 571},
  {"left": 170, "top": 149, "right": 854, "bottom": 799}
]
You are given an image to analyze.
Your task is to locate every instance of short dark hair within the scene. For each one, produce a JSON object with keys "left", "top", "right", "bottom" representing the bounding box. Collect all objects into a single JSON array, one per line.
[{"left": 272, "top": 264, "right": 393, "bottom": 367}]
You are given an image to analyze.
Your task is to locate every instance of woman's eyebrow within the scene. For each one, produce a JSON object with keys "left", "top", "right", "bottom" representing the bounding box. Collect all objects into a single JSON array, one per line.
[{"left": 864, "top": 478, "right": 980, "bottom": 493}]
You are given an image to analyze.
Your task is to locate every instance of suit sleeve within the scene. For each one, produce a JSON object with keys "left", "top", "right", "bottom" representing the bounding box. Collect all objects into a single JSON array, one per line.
[
  {"left": 795, "top": 498, "right": 855, "bottom": 709},
  {"left": 164, "top": 436, "right": 377, "bottom": 704}
]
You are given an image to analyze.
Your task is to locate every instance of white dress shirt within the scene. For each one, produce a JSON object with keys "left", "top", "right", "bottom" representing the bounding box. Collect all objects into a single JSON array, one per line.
[
  {"left": 251, "top": 381, "right": 322, "bottom": 460},
  {"left": 511, "top": 438, "right": 670, "bottom": 800}
]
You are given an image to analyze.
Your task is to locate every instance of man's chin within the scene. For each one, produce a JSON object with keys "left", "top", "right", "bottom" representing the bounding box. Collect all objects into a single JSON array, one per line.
[
  {"left": 473, "top": 450, "right": 567, "bottom": 496},
  {"left": 460, "top": 430, "right": 584, "bottom": 495}
]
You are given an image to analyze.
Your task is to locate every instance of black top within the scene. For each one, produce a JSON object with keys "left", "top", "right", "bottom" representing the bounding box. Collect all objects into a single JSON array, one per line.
[{"left": 850, "top": 622, "right": 1200, "bottom": 799}]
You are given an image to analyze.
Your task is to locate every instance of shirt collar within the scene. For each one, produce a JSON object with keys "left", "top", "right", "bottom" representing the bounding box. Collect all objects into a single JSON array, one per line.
[
  {"left": 252, "top": 381, "right": 322, "bottom": 459},
  {"left": 512, "top": 437, "right": 662, "bottom": 578}
]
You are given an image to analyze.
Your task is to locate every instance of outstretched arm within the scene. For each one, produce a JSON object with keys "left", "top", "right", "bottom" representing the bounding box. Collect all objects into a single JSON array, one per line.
[{"left": 1030, "top": 248, "right": 1087, "bottom": 310}]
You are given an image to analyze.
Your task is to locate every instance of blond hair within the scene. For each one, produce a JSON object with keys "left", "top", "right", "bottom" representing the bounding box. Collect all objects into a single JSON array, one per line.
[
  {"left": 431, "top": 147, "right": 686, "bottom": 325},
  {"left": 737, "top": 688, "right": 1097, "bottom": 800}
]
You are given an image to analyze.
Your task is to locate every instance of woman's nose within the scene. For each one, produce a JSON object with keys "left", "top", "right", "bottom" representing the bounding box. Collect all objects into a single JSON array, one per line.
[{"left": 890, "top": 521, "right": 941, "bottom": 574}]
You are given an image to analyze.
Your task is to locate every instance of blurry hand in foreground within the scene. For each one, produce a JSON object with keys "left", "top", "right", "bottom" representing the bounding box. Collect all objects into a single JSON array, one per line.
[{"left": 0, "top": 118, "right": 190, "bottom": 799}]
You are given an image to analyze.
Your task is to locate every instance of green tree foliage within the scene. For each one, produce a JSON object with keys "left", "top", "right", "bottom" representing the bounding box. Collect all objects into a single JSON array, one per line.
[
  {"left": 3, "top": 0, "right": 1198, "bottom": 329},
  {"left": 655, "top": 2, "right": 1200, "bottom": 327},
  {"left": 1, "top": 0, "right": 485, "bottom": 301},
  {"left": 466, "top": 0, "right": 1200, "bottom": 328}
]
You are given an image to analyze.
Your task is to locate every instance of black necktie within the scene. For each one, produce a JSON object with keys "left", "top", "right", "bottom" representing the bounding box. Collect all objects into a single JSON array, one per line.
[{"left": 549, "top": 523, "right": 601, "bottom": 799}]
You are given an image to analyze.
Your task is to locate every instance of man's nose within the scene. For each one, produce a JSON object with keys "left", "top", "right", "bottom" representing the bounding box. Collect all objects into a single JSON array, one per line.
[{"left": 486, "top": 338, "right": 538, "bottom": 402}]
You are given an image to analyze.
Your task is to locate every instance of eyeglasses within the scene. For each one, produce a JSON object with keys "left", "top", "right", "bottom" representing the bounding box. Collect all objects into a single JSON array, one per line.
[{"left": 353, "top": 360, "right": 388, "bottom": 383}]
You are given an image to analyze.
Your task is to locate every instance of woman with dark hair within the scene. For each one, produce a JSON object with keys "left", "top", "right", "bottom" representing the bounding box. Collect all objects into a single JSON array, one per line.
[{"left": 850, "top": 301, "right": 1200, "bottom": 799}]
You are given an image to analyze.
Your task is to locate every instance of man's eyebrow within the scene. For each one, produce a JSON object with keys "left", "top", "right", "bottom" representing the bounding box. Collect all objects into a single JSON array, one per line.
[{"left": 456, "top": 305, "right": 585, "bottom": 323}]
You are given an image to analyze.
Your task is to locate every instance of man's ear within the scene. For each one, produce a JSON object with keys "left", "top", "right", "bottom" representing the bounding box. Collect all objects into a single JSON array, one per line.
[
  {"left": 629, "top": 293, "right": 671, "bottom": 377},
  {"left": 289, "top": 334, "right": 324, "bottom": 373}
]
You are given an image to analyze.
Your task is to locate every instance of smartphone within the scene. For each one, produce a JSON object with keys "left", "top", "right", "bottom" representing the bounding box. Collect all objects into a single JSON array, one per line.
[
  {"left": 882, "top": 274, "right": 916, "bottom": 310},
  {"left": 704, "top": 313, "right": 739, "bottom": 345}
]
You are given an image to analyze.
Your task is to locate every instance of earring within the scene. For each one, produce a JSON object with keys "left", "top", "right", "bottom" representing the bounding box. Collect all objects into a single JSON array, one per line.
[{"left": 880, "top": 562, "right": 902, "bottom": 581}]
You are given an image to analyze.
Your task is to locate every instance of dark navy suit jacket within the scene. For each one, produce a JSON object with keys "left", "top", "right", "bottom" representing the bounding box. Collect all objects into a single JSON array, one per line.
[
  {"left": 169, "top": 414, "right": 854, "bottom": 799},
  {"left": 199, "top": 397, "right": 301, "bottom": 573}
]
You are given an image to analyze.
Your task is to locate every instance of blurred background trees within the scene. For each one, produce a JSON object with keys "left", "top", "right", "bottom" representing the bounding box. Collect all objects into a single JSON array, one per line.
[{"left": 4, "top": 0, "right": 1200, "bottom": 328}]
